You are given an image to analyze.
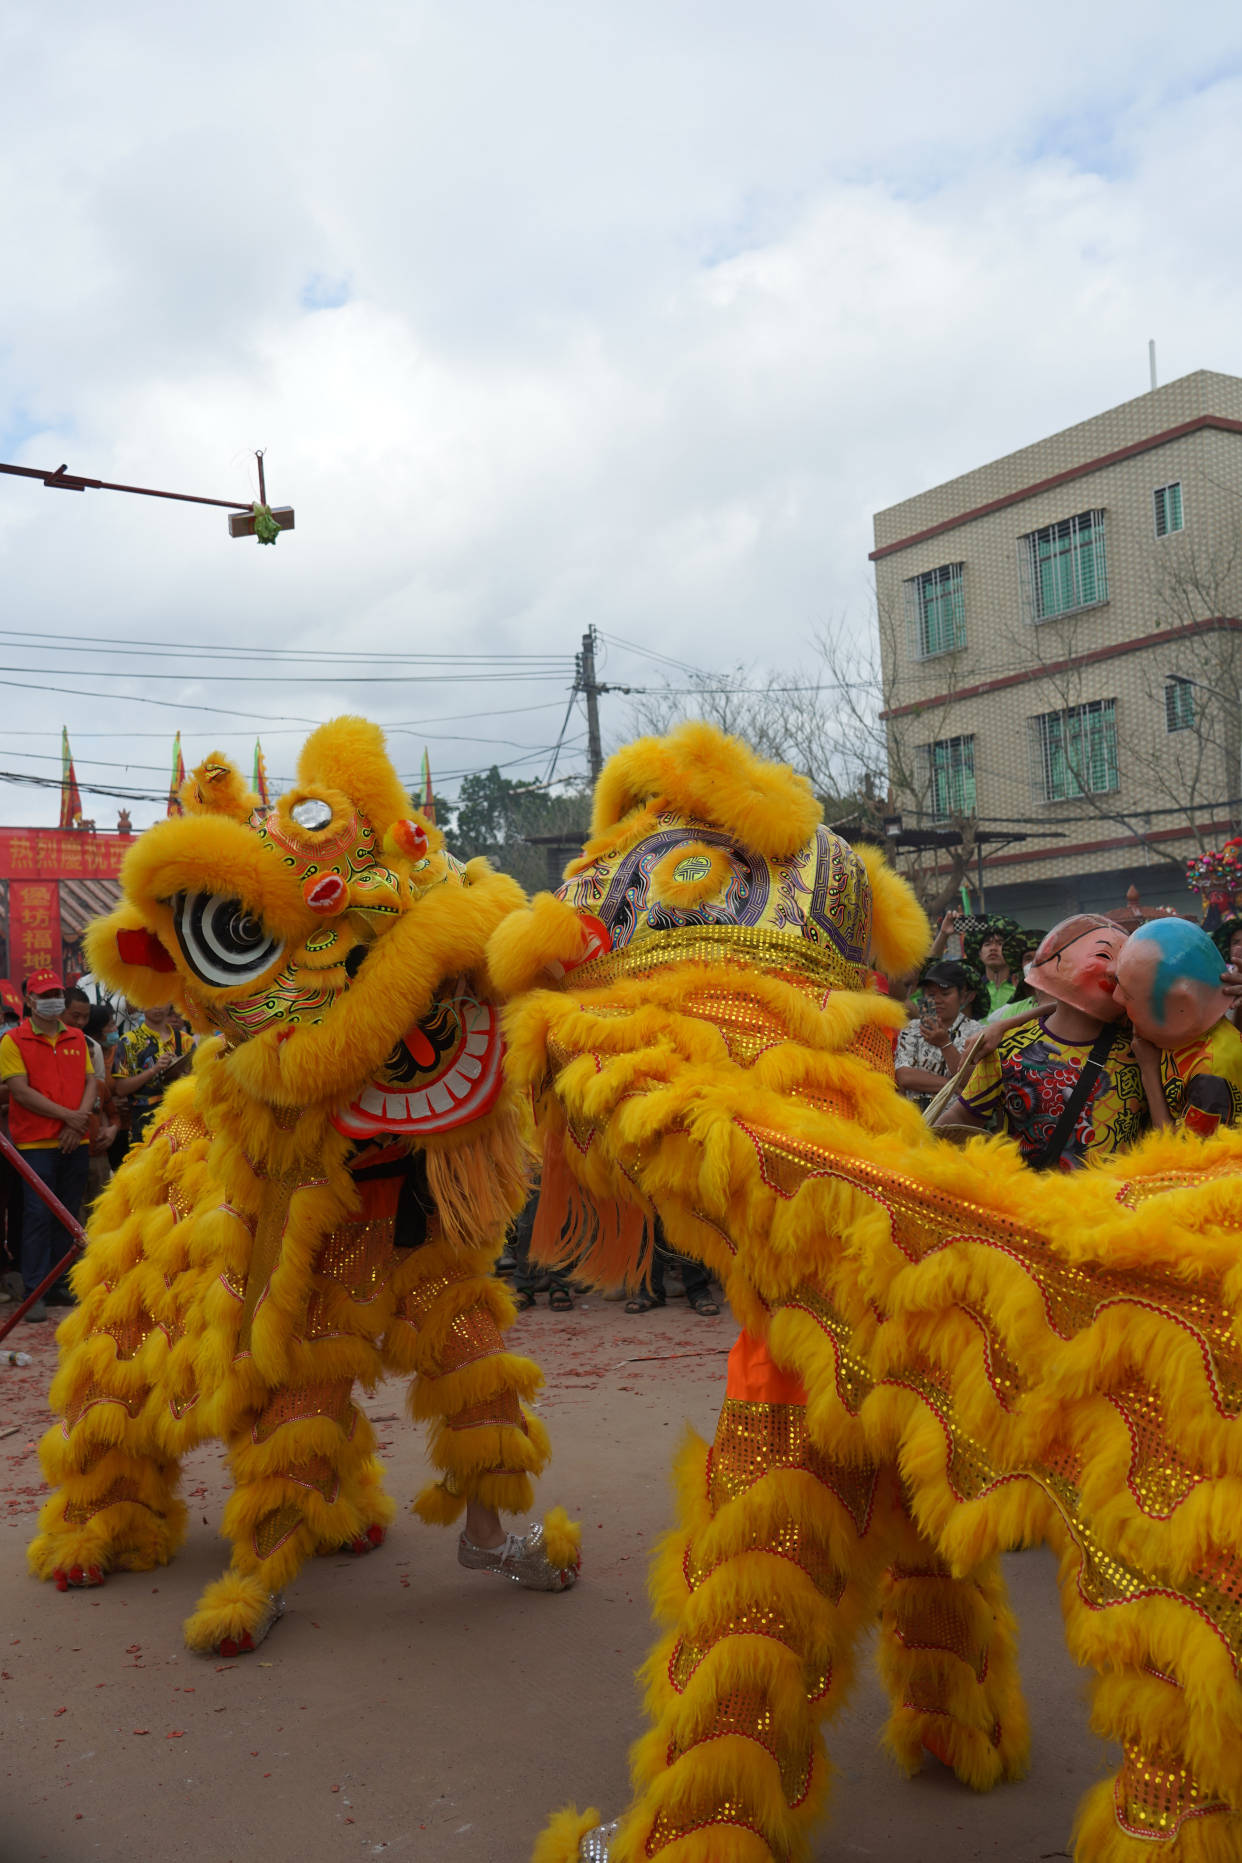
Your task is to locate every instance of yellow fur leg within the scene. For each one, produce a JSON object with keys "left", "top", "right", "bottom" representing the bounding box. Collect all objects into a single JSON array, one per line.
[
  {"left": 594, "top": 1407, "right": 894, "bottom": 1863},
  {"left": 394, "top": 1235, "right": 556, "bottom": 1522},
  {"left": 184, "top": 1569, "right": 279, "bottom": 1654},
  {"left": 29, "top": 1441, "right": 187, "bottom": 1581},
  {"left": 609, "top": 1814, "right": 785, "bottom": 1863},
  {"left": 1072, "top": 1775, "right": 1242, "bottom": 1862},
  {"left": 543, "top": 1506, "right": 581, "bottom": 1570},
  {"left": 220, "top": 1382, "right": 387, "bottom": 1590},
  {"left": 875, "top": 1552, "right": 1029, "bottom": 1791},
  {"left": 530, "top": 1805, "right": 602, "bottom": 1863}
]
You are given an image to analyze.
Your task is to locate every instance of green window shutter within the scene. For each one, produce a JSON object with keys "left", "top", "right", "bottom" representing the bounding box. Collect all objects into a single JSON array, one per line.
[{"left": 1155, "top": 482, "right": 1183, "bottom": 537}]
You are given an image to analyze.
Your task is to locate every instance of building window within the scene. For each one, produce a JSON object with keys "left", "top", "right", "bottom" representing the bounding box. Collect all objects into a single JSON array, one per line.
[
  {"left": 1154, "top": 481, "right": 1183, "bottom": 537},
  {"left": 1165, "top": 676, "right": 1195, "bottom": 733},
  {"left": 1029, "top": 699, "right": 1118, "bottom": 801},
  {"left": 917, "top": 734, "right": 976, "bottom": 818},
  {"left": 1018, "top": 509, "right": 1108, "bottom": 622},
  {"left": 904, "top": 562, "right": 965, "bottom": 658}
]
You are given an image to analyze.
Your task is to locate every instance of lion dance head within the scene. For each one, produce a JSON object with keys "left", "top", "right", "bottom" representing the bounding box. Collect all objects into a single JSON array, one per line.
[{"left": 86, "top": 716, "right": 522, "bottom": 1135}]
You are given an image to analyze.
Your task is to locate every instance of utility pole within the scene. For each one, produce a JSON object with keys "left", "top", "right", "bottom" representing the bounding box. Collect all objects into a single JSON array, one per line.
[{"left": 580, "top": 626, "right": 604, "bottom": 782}]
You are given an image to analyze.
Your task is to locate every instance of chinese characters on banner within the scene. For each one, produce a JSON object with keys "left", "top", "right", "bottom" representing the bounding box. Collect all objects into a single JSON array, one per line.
[
  {"left": 8, "top": 880, "right": 63, "bottom": 981},
  {"left": 0, "top": 829, "right": 131, "bottom": 881},
  {"left": 0, "top": 829, "right": 132, "bottom": 984}
]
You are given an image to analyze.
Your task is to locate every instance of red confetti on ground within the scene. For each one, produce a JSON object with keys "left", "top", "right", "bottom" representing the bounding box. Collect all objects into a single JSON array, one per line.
[
  {"left": 133, "top": 1729, "right": 149, "bottom": 1736},
  {"left": 53, "top": 1707, "right": 66, "bottom": 1717},
  {"left": 167, "top": 1730, "right": 184, "bottom": 1739}
]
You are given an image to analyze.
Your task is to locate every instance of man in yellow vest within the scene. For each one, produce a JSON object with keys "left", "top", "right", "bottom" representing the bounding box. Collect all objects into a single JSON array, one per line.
[{"left": 0, "top": 970, "right": 97, "bottom": 1320}]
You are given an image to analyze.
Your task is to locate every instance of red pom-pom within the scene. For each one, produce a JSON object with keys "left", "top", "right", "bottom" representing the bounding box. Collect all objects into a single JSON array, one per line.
[
  {"left": 391, "top": 819, "right": 429, "bottom": 861},
  {"left": 303, "top": 872, "right": 348, "bottom": 916}
]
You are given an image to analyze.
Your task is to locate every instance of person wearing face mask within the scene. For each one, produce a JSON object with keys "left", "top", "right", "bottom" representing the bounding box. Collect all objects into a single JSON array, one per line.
[
  {"left": 110, "top": 1000, "right": 191, "bottom": 1152},
  {"left": 938, "top": 915, "right": 1148, "bottom": 1170},
  {"left": 1114, "top": 918, "right": 1242, "bottom": 1135},
  {"left": 0, "top": 969, "right": 97, "bottom": 1319}
]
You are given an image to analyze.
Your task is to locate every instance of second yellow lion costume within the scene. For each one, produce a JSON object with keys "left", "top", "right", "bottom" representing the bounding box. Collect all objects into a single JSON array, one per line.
[
  {"left": 29, "top": 718, "right": 579, "bottom": 1655},
  {"left": 493, "top": 721, "right": 1242, "bottom": 1863}
]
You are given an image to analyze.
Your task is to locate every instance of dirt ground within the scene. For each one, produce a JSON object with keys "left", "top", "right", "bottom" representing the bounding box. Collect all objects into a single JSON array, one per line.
[{"left": 1, "top": 1291, "right": 1109, "bottom": 1863}]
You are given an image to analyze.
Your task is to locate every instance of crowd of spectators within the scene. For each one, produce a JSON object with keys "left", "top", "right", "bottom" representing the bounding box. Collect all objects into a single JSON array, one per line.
[{"left": 887, "top": 907, "right": 1242, "bottom": 1173}]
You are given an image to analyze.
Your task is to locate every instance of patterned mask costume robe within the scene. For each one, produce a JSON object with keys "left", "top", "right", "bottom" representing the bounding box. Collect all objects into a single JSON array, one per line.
[
  {"left": 29, "top": 718, "right": 579, "bottom": 1655},
  {"left": 490, "top": 721, "right": 1242, "bottom": 1863}
]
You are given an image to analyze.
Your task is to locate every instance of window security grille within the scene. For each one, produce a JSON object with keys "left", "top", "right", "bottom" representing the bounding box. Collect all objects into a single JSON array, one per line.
[
  {"left": 1154, "top": 482, "right": 1184, "bottom": 538},
  {"left": 1165, "top": 676, "right": 1195, "bottom": 733},
  {"left": 1028, "top": 700, "right": 1118, "bottom": 802},
  {"left": 1018, "top": 509, "right": 1108, "bottom": 622},
  {"left": 904, "top": 563, "right": 966, "bottom": 658},
  {"left": 916, "top": 735, "right": 976, "bottom": 818}
]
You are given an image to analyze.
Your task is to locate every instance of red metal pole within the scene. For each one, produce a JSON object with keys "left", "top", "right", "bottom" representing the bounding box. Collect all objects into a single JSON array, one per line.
[{"left": 0, "top": 1130, "right": 88, "bottom": 1343}]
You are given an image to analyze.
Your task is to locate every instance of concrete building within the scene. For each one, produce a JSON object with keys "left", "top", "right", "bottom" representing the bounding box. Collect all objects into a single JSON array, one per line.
[{"left": 872, "top": 370, "right": 1242, "bottom": 923}]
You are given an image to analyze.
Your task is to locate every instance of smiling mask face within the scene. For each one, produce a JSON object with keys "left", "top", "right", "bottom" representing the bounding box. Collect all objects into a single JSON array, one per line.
[{"left": 1024, "top": 915, "right": 1128, "bottom": 1022}]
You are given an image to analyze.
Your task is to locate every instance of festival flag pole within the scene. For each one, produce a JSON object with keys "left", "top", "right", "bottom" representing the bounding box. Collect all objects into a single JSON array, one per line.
[
  {"left": 253, "top": 739, "right": 270, "bottom": 807},
  {"left": 420, "top": 749, "right": 436, "bottom": 826},
  {"left": 167, "top": 731, "right": 186, "bottom": 817},
  {"left": 59, "top": 727, "right": 84, "bottom": 831}
]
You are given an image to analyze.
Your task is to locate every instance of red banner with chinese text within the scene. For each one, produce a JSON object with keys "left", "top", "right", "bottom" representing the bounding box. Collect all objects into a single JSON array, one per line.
[
  {"left": 8, "top": 880, "right": 63, "bottom": 982},
  {"left": 0, "top": 829, "right": 132, "bottom": 881}
]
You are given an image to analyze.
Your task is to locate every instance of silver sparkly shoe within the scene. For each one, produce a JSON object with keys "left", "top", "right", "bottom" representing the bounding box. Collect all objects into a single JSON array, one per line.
[
  {"left": 578, "top": 1822, "right": 618, "bottom": 1861},
  {"left": 457, "top": 1521, "right": 578, "bottom": 1591},
  {"left": 215, "top": 1591, "right": 285, "bottom": 1658}
]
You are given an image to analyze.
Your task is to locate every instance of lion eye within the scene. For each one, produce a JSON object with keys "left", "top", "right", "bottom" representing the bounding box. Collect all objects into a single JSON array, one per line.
[{"left": 170, "top": 892, "right": 284, "bottom": 988}]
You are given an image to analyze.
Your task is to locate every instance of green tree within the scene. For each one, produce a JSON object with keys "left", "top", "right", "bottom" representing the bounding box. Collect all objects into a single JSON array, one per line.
[{"left": 441, "top": 767, "right": 591, "bottom": 895}]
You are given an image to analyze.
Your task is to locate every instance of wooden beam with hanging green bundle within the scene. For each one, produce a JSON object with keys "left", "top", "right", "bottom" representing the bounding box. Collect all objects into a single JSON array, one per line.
[{"left": 0, "top": 447, "right": 293, "bottom": 543}]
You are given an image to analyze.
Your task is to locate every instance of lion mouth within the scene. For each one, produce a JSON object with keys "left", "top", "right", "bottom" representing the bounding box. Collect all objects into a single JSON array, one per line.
[{"left": 332, "top": 984, "right": 504, "bottom": 1139}]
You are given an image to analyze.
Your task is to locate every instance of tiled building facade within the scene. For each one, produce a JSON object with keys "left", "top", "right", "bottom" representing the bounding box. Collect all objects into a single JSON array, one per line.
[{"left": 872, "top": 371, "right": 1242, "bottom": 922}]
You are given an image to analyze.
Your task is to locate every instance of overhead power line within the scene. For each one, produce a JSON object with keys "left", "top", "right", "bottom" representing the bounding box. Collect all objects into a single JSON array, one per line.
[
  {"left": 0, "top": 661, "right": 569, "bottom": 686},
  {"left": 0, "top": 625, "right": 573, "bottom": 668},
  {"left": 0, "top": 699, "right": 573, "bottom": 739}
]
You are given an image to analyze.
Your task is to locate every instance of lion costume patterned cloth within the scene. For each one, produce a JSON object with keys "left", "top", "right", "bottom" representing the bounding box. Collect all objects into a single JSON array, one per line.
[
  {"left": 490, "top": 722, "right": 1242, "bottom": 1863},
  {"left": 28, "top": 718, "right": 579, "bottom": 1656}
]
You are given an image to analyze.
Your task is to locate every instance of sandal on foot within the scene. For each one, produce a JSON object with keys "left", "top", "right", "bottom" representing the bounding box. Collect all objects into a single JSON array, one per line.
[
  {"left": 515, "top": 1288, "right": 538, "bottom": 1310},
  {"left": 457, "top": 1522, "right": 578, "bottom": 1591},
  {"left": 624, "top": 1294, "right": 663, "bottom": 1314},
  {"left": 548, "top": 1286, "right": 575, "bottom": 1311},
  {"left": 215, "top": 1592, "right": 285, "bottom": 1658},
  {"left": 688, "top": 1296, "right": 721, "bottom": 1316}
]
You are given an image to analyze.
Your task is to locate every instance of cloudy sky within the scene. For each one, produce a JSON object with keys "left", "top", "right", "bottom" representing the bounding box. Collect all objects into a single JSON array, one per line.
[{"left": 2, "top": 0, "right": 1241, "bottom": 825}]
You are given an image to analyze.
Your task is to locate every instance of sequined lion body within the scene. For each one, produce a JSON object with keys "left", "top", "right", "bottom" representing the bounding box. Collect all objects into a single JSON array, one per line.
[
  {"left": 493, "top": 721, "right": 1242, "bottom": 1863},
  {"left": 29, "top": 717, "right": 578, "bottom": 1653}
]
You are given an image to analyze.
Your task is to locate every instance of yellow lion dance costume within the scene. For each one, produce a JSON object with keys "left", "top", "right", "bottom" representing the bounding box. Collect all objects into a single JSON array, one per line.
[
  {"left": 29, "top": 717, "right": 579, "bottom": 1656},
  {"left": 491, "top": 722, "right": 1242, "bottom": 1863}
]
